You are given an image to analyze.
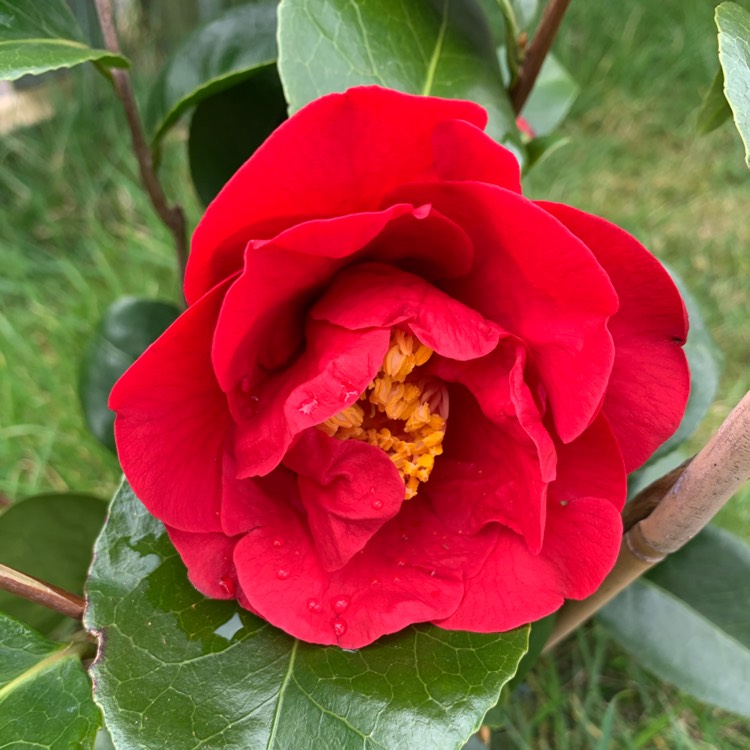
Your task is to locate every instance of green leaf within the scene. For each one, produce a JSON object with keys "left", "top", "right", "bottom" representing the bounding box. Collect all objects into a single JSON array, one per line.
[
  {"left": 696, "top": 68, "right": 732, "bottom": 134},
  {"left": 277, "top": 0, "right": 519, "bottom": 146},
  {"left": 523, "top": 133, "right": 570, "bottom": 172},
  {"left": 79, "top": 297, "right": 180, "bottom": 452},
  {"left": 521, "top": 53, "right": 579, "bottom": 137},
  {"left": 85, "top": 481, "right": 529, "bottom": 749},
  {"left": 599, "top": 525, "right": 750, "bottom": 716},
  {"left": 717, "top": 2, "right": 750, "bottom": 166},
  {"left": 0, "top": 612, "right": 100, "bottom": 748},
  {"left": 0, "top": 0, "right": 128, "bottom": 81},
  {"left": 188, "top": 67, "right": 287, "bottom": 205},
  {"left": 144, "top": 1, "right": 279, "bottom": 146},
  {"left": 0, "top": 493, "right": 106, "bottom": 634}
]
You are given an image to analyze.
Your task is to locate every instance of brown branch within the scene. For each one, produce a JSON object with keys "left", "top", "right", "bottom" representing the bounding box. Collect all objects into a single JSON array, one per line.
[
  {"left": 94, "top": 0, "right": 188, "bottom": 292},
  {"left": 0, "top": 563, "right": 84, "bottom": 620},
  {"left": 510, "top": 0, "right": 572, "bottom": 114},
  {"left": 544, "top": 390, "right": 750, "bottom": 652}
]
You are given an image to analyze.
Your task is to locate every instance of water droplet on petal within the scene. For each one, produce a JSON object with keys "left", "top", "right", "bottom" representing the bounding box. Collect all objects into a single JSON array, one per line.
[
  {"left": 218, "top": 576, "right": 235, "bottom": 596},
  {"left": 307, "top": 598, "right": 322, "bottom": 613},
  {"left": 560, "top": 500, "right": 569, "bottom": 507},
  {"left": 333, "top": 596, "right": 350, "bottom": 614},
  {"left": 298, "top": 397, "right": 319, "bottom": 415},
  {"left": 276, "top": 569, "right": 290, "bottom": 580},
  {"left": 244, "top": 395, "right": 261, "bottom": 417},
  {"left": 371, "top": 499, "right": 384, "bottom": 510},
  {"left": 400, "top": 533, "right": 409, "bottom": 542},
  {"left": 370, "top": 578, "right": 381, "bottom": 587},
  {"left": 272, "top": 537, "right": 284, "bottom": 548},
  {"left": 429, "top": 570, "right": 436, "bottom": 577},
  {"left": 396, "top": 559, "right": 406, "bottom": 567},
  {"left": 393, "top": 576, "right": 401, "bottom": 584},
  {"left": 333, "top": 618, "right": 347, "bottom": 637}
]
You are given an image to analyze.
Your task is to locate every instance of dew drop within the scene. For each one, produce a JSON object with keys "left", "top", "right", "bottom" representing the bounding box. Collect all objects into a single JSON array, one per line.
[
  {"left": 369, "top": 486, "right": 376, "bottom": 494},
  {"left": 400, "top": 533, "right": 409, "bottom": 542},
  {"left": 332, "top": 618, "right": 347, "bottom": 637},
  {"left": 429, "top": 570, "right": 436, "bottom": 577},
  {"left": 396, "top": 559, "right": 406, "bottom": 567},
  {"left": 276, "top": 569, "right": 290, "bottom": 580},
  {"left": 370, "top": 578, "right": 381, "bottom": 587},
  {"left": 272, "top": 537, "right": 284, "bottom": 548},
  {"left": 560, "top": 500, "right": 569, "bottom": 507},
  {"left": 245, "top": 395, "right": 261, "bottom": 417},
  {"left": 393, "top": 576, "right": 401, "bottom": 584},
  {"left": 307, "top": 598, "right": 322, "bottom": 613},
  {"left": 333, "top": 596, "right": 350, "bottom": 614},
  {"left": 371, "top": 499, "right": 384, "bottom": 510},
  {"left": 218, "top": 576, "right": 235, "bottom": 597}
]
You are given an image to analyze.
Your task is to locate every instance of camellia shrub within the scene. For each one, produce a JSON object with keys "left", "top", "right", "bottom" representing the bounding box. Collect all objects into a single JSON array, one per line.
[{"left": 1, "top": 1, "right": 749, "bottom": 748}]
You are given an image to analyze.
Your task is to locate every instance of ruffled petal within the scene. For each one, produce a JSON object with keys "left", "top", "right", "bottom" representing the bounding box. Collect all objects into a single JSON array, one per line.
[
  {"left": 166, "top": 526, "right": 239, "bottom": 601},
  {"left": 435, "top": 497, "right": 622, "bottom": 632},
  {"left": 284, "top": 430, "right": 405, "bottom": 571},
  {"left": 231, "top": 322, "right": 390, "bottom": 477},
  {"left": 428, "top": 385, "right": 549, "bottom": 553},
  {"left": 187, "top": 86, "right": 487, "bottom": 303},
  {"left": 110, "top": 281, "right": 233, "bottom": 532},
  {"left": 432, "top": 118, "right": 521, "bottom": 193},
  {"left": 388, "top": 182, "right": 619, "bottom": 442},
  {"left": 232, "top": 490, "right": 494, "bottom": 647},
  {"left": 537, "top": 202, "right": 689, "bottom": 470},
  {"left": 310, "top": 262, "right": 504, "bottom": 361},
  {"left": 212, "top": 204, "right": 417, "bottom": 392},
  {"left": 549, "top": 413, "right": 627, "bottom": 511}
]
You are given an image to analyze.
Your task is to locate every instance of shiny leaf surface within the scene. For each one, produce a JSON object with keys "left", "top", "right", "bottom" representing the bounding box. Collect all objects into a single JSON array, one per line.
[
  {"left": 85, "top": 481, "right": 529, "bottom": 749},
  {"left": 144, "top": 1, "right": 279, "bottom": 145},
  {"left": 277, "top": 0, "right": 518, "bottom": 145}
]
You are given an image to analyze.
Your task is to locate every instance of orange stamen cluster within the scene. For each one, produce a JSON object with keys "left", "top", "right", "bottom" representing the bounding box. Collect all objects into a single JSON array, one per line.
[{"left": 319, "top": 330, "right": 447, "bottom": 499}]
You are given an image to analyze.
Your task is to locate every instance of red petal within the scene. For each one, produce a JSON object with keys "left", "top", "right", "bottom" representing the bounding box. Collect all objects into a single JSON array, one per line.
[
  {"left": 549, "top": 413, "right": 627, "bottom": 511},
  {"left": 435, "top": 497, "right": 622, "bottom": 632},
  {"left": 284, "top": 430, "right": 405, "bottom": 571},
  {"left": 389, "top": 182, "right": 619, "bottom": 442},
  {"left": 428, "top": 385, "right": 549, "bottom": 553},
  {"left": 186, "top": 86, "right": 487, "bottom": 303},
  {"left": 212, "top": 204, "right": 416, "bottom": 392},
  {"left": 166, "top": 526, "right": 239, "bottom": 600},
  {"left": 110, "top": 281, "right": 233, "bottom": 532},
  {"left": 231, "top": 322, "right": 390, "bottom": 477},
  {"left": 232, "top": 490, "right": 493, "bottom": 647},
  {"left": 432, "top": 118, "right": 521, "bottom": 193},
  {"left": 311, "top": 262, "right": 504, "bottom": 361},
  {"left": 537, "top": 202, "right": 690, "bottom": 470}
]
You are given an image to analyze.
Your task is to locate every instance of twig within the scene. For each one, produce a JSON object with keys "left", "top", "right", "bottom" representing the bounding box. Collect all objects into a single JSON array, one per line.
[
  {"left": 94, "top": 0, "right": 188, "bottom": 292},
  {"left": 544, "top": 390, "right": 750, "bottom": 651},
  {"left": 0, "top": 563, "right": 84, "bottom": 620},
  {"left": 510, "top": 0, "right": 572, "bottom": 114}
]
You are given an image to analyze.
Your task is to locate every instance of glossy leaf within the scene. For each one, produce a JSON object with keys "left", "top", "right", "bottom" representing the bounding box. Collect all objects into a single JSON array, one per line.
[
  {"left": 0, "top": 612, "right": 100, "bottom": 748},
  {"left": 144, "top": 1, "right": 279, "bottom": 146},
  {"left": 0, "top": 493, "right": 106, "bottom": 633},
  {"left": 599, "top": 525, "right": 750, "bottom": 716},
  {"left": 0, "top": 0, "right": 127, "bottom": 81},
  {"left": 277, "top": 0, "right": 519, "bottom": 145},
  {"left": 188, "top": 67, "right": 287, "bottom": 205},
  {"left": 524, "top": 134, "right": 570, "bottom": 172},
  {"left": 521, "top": 53, "right": 579, "bottom": 137},
  {"left": 717, "top": 2, "right": 750, "bottom": 165},
  {"left": 79, "top": 297, "right": 179, "bottom": 452},
  {"left": 85, "top": 481, "right": 529, "bottom": 750},
  {"left": 696, "top": 69, "right": 732, "bottom": 134}
]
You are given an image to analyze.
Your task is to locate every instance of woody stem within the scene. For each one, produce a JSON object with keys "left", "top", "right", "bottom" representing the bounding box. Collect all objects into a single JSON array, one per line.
[{"left": 0, "top": 563, "right": 85, "bottom": 620}]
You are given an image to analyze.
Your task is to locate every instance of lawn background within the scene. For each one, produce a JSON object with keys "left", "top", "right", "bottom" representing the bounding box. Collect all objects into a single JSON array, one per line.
[{"left": 0, "top": 0, "right": 748, "bottom": 747}]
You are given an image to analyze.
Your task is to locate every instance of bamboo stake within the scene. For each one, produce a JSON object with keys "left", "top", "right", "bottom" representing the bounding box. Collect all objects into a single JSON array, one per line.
[{"left": 545, "top": 390, "right": 750, "bottom": 651}]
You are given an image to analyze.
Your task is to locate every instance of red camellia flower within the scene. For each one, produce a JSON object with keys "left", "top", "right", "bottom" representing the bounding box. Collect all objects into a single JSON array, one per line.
[{"left": 110, "top": 86, "right": 689, "bottom": 648}]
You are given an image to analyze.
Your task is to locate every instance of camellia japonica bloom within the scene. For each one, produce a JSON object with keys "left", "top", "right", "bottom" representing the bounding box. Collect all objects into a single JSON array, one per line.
[{"left": 111, "top": 86, "right": 689, "bottom": 648}]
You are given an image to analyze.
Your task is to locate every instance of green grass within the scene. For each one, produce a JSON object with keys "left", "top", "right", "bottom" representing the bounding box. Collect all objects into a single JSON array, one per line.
[{"left": 1, "top": 0, "right": 749, "bottom": 748}]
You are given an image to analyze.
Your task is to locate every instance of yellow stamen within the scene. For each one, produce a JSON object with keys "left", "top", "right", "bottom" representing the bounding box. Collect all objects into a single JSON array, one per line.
[{"left": 319, "top": 330, "right": 447, "bottom": 499}]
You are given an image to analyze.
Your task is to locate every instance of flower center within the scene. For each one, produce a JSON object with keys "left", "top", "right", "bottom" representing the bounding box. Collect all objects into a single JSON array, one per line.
[{"left": 319, "top": 330, "right": 448, "bottom": 499}]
